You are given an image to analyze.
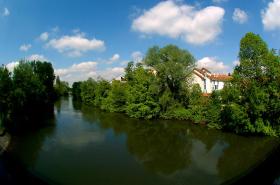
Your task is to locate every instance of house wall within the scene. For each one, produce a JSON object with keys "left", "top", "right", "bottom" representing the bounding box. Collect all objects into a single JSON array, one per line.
[
  {"left": 191, "top": 74, "right": 226, "bottom": 93},
  {"left": 211, "top": 80, "right": 225, "bottom": 91},
  {"left": 191, "top": 74, "right": 205, "bottom": 92}
]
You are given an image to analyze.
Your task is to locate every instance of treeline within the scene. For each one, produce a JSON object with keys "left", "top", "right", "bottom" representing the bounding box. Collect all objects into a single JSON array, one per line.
[
  {"left": 73, "top": 32, "right": 280, "bottom": 136},
  {"left": 0, "top": 61, "right": 68, "bottom": 131}
]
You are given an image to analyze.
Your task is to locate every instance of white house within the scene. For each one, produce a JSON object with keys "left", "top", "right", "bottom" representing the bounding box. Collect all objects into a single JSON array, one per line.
[{"left": 192, "top": 68, "right": 232, "bottom": 94}]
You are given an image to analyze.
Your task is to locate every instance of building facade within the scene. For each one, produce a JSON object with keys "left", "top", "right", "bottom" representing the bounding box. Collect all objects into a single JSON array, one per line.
[{"left": 192, "top": 68, "right": 232, "bottom": 94}]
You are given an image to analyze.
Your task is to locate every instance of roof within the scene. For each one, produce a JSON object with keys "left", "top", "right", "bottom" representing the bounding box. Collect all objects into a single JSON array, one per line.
[
  {"left": 193, "top": 70, "right": 205, "bottom": 79},
  {"left": 209, "top": 74, "right": 232, "bottom": 81},
  {"left": 193, "top": 68, "right": 232, "bottom": 82}
]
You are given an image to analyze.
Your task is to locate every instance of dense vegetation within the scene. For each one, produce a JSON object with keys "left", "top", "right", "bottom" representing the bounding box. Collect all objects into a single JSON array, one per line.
[
  {"left": 73, "top": 33, "right": 280, "bottom": 136},
  {"left": 54, "top": 76, "right": 70, "bottom": 97},
  {"left": 0, "top": 61, "right": 58, "bottom": 131}
]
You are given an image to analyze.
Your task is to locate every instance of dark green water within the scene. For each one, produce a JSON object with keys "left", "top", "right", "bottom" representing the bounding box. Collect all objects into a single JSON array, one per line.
[{"left": 6, "top": 97, "right": 280, "bottom": 185}]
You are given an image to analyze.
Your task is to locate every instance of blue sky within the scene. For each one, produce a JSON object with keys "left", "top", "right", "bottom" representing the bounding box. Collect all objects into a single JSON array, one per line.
[{"left": 1, "top": 0, "right": 280, "bottom": 83}]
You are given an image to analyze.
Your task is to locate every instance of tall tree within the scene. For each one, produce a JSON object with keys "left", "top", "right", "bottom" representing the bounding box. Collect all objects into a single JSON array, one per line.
[{"left": 144, "top": 45, "right": 195, "bottom": 100}]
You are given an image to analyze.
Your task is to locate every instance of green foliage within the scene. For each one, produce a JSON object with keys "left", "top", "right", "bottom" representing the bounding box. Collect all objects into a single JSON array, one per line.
[
  {"left": 101, "top": 80, "right": 127, "bottom": 112},
  {"left": 214, "top": 32, "right": 280, "bottom": 136},
  {"left": 76, "top": 37, "right": 280, "bottom": 136},
  {"left": 160, "top": 104, "right": 191, "bottom": 120},
  {"left": 0, "top": 67, "right": 12, "bottom": 127},
  {"left": 0, "top": 61, "right": 56, "bottom": 130},
  {"left": 80, "top": 78, "right": 97, "bottom": 105},
  {"left": 72, "top": 81, "right": 82, "bottom": 99},
  {"left": 144, "top": 45, "right": 195, "bottom": 100},
  {"left": 126, "top": 101, "right": 160, "bottom": 119},
  {"left": 54, "top": 76, "right": 70, "bottom": 97}
]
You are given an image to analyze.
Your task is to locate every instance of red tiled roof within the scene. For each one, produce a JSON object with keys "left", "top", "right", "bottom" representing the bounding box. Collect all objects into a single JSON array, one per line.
[
  {"left": 209, "top": 74, "right": 232, "bottom": 81},
  {"left": 193, "top": 68, "right": 232, "bottom": 82}
]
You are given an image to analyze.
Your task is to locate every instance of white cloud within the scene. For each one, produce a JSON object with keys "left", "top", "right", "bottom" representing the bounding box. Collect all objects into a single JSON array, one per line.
[
  {"left": 120, "top": 60, "right": 130, "bottom": 66},
  {"left": 197, "top": 57, "right": 230, "bottom": 73},
  {"left": 212, "top": 0, "right": 228, "bottom": 3},
  {"left": 233, "top": 60, "right": 240, "bottom": 66},
  {"left": 40, "top": 32, "right": 49, "bottom": 41},
  {"left": 2, "top": 8, "right": 10, "bottom": 16},
  {"left": 262, "top": 0, "right": 280, "bottom": 30},
  {"left": 232, "top": 8, "right": 248, "bottom": 24},
  {"left": 6, "top": 61, "right": 19, "bottom": 71},
  {"left": 110, "top": 54, "right": 120, "bottom": 62},
  {"left": 55, "top": 61, "right": 125, "bottom": 84},
  {"left": 27, "top": 54, "right": 48, "bottom": 61},
  {"left": 132, "top": 0, "right": 225, "bottom": 45},
  {"left": 55, "top": 61, "right": 98, "bottom": 83},
  {"left": 97, "top": 67, "right": 124, "bottom": 81},
  {"left": 19, "top": 44, "right": 32, "bottom": 52},
  {"left": 106, "top": 54, "right": 121, "bottom": 64},
  {"left": 46, "top": 33, "right": 105, "bottom": 57},
  {"left": 131, "top": 51, "right": 143, "bottom": 63}
]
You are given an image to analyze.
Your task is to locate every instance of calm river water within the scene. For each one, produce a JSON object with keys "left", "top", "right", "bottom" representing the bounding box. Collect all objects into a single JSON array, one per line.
[{"left": 5, "top": 97, "right": 280, "bottom": 185}]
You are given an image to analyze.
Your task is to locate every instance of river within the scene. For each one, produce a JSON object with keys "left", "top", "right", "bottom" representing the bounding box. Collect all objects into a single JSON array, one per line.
[{"left": 3, "top": 97, "right": 280, "bottom": 185}]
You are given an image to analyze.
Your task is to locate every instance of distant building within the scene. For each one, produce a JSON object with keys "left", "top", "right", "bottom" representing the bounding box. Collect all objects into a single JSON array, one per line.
[{"left": 192, "top": 68, "right": 232, "bottom": 94}]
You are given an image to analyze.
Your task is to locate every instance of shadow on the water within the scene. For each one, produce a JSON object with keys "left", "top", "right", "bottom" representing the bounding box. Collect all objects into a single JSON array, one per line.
[
  {"left": 0, "top": 103, "right": 57, "bottom": 185},
  {"left": 223, "top": 145, "right": 280, "bottom": 185},
  {"left": 78, "top": 100, "right": 280, "bottom": 185},
  {"left": 1, "top": 98, "right": 280, "bottom": 185}
]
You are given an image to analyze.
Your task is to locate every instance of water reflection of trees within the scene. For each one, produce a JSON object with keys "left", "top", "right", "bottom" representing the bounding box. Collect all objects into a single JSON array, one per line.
[
  {"left": 77, "top": 100, "right": 279, "bottom": 182},
  {"left": 7, "top": 113, "right": 56, "bottom": 168},
  {"left": 79, "top": 104, "right": 190, "bottom": 174}
]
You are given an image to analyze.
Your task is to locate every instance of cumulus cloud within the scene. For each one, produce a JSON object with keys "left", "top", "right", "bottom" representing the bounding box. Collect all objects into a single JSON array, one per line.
[
  {"left": 131, "top": 51, "right": 143, "bottom": 63},
  {"left": 55, "top": 61, "right": 98, "bottom": 83},
  {"left": 55, "top": 61, "right": 124, "bottom": 84},
  {"left": 2, "top": 7, "right": 9, "bottom": 16},
  {"left": 46, "top": 33, "right": 105, "bottom": 57},
  {"left": 40, "top": 32, "right": 49, "bottom": 41},
  {"left": 197, "top": 57, "right": 230, "bottom": 73},
  {"left": 232, "top": 8, "right": 248, "bottom": 24},
  {"left": 132, "top": 0, "right": 225, "bottom": 45},
  {"left": 262, "top": 0, "right": 280, "bottom": 30},
  {"left": 27, "top": 54, "right": 48, "bottom": 61},
  {"left": 19, "top": 44, "right": 32, "bottom": 52}
]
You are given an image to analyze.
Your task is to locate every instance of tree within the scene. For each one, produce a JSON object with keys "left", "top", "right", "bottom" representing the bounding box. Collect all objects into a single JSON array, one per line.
[
  {"left": 125, "top": 64, "right": 160, "bottom": 119},
  {"left": 80, "top": 78, "right": 97, "bottom": 105},
  {"left": 144, "top": 45, "right": 195, "bottom": 100},
  {"left": 219, "top": 32, "right": 280, "bottom": 135},
  {"left": 54, "top": 76, "right": 70, "bottom": 97},
  {"left": 101, "top": 80, "right": 127, "bottom": 112},
  {"left": 0, "top": 66, "right": 12, "bottom": 127},
  {"left": 72, "top": 82, "right": 82, "bottom": 99},
  {"left": 3, "top": 61, "right": 57, "bottom": 130}
]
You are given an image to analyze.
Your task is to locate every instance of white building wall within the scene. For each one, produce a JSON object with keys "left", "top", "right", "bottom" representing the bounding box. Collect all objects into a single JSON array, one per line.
[
  {"left": 191, "top": 72, "right": 227, "bottom": 94},
  {"left": 191, "top": 74, "right": 204, "bottom": 92},
  {"left": 205, "top": 78, "right": 212, "bottom": 93}
]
